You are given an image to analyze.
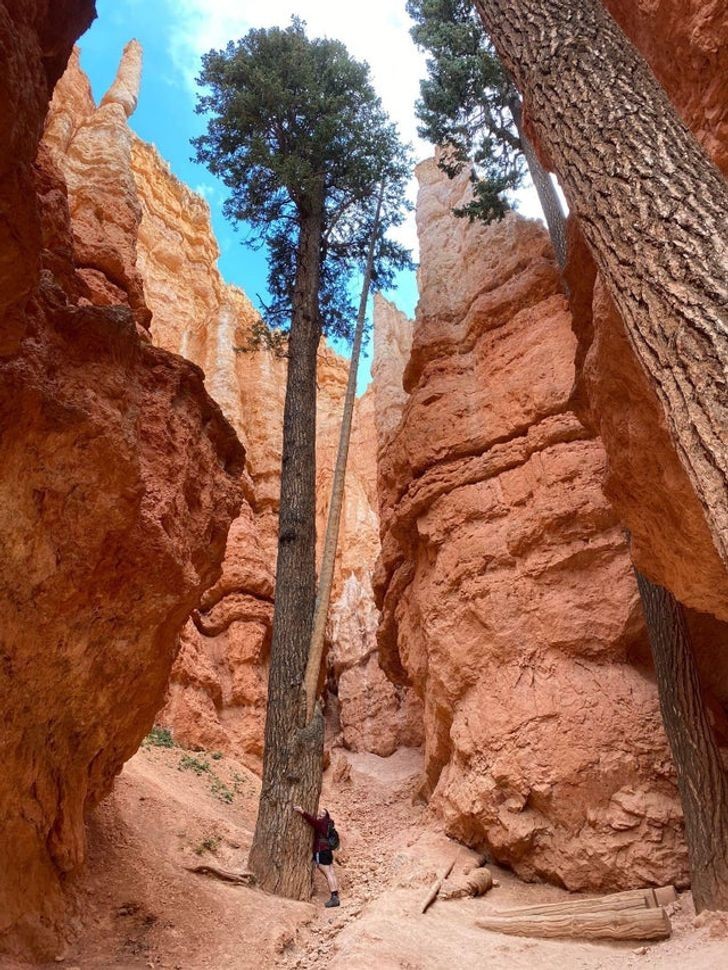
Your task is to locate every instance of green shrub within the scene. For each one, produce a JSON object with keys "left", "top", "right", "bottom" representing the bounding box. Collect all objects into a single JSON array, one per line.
[
  {"left": 178, "top": 754, "right": 211, "bottom": 775},
  {"left": 142, "top": 726, "right": 176, "bottom": 748},
  {"left": 194, "top": 835, "right": 221, "bottom": 856}
]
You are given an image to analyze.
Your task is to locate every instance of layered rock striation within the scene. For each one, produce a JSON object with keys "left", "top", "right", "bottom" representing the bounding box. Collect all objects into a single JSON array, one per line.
[
  {"left": 374, "top": 160, "right": 687, "bottom": 891},
  {"left": 1, "top": 8, "right": 244, "bottom": 960}
]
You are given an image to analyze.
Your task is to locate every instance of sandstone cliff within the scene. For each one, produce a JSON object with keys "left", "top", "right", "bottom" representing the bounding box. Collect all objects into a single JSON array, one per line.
[
  {"left": 374, "top": 159, "right": 688, "bottom": 891},
  {"left": 0, "top": 6, "right": 244, "bottom": 960}
]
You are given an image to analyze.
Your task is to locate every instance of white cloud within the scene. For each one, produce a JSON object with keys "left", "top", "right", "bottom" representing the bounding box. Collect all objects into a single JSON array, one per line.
[
  {"left": 167, "top": 0, "right": 430, "bottom": 256},
  {"left": 168, "top": 0, "right": 546, "bottom": 261},
  {"left": 194, "top": 182, "right": 217, "bottom": 202}
]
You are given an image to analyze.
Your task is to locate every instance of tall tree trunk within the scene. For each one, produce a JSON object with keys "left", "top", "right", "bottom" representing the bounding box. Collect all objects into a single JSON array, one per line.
[
  {"left": 634, "top": 570, "right": 728, "bottom": 912},
  {"left": 303, "top": 183, "right": 385, "bottom": 721},
  {"left": 510, "top": 96, "right": 567, "bottom": 268},
  {"left": 249, "top": 189, "right": 325, "bottom": 897},
  {"left": 473, "top": 0, "right": 728, "bottom": 567}
]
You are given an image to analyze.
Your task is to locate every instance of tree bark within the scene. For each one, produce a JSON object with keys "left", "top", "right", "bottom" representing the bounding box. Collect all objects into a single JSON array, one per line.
[
  {"left": 510, "top": 96, "right": 567, "bottom": 268},
  {"left": 634, "top": 570, "right": 728, "bottom": 912},
  {"left": 303, "top": 183, "right": 385, "bottom": 721},
  {"left": 249, "top": 185, "right": 326, "bottom": 897},
  {"left": 473, "top": 0, "right": 728, "bottom": 568}
]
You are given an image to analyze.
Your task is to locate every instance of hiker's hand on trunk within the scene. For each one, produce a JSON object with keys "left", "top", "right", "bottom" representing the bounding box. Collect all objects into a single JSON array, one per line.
[{"left": 293, "top": 804, "right": 303, "bottom": 814}]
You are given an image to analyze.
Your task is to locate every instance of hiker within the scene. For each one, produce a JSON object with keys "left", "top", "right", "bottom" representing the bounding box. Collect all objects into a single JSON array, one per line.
[{"left": 293, "top": 804, "right": 340, "bottom": 907}]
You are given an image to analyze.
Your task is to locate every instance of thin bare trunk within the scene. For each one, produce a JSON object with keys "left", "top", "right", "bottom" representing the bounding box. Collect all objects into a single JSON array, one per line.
[
  {"left": 303, "top": 183, "right": 385, "bottom": 721},
  {"left": 249, "top": 182, "right": 326, "bottom": 897},
  {"left": 510, "top": 96, "right": 567, "bottom": 268},
  {"left": 634, "top": 569, "right": 728, "bottom": 912},
  {"left": 473, "top": 0, "right": 728, "bottom": 567}
]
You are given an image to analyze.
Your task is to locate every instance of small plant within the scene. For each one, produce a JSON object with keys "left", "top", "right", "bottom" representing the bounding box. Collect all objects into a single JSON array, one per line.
[
  {"left": 210, "top": 776, "right": 234, "bottom": 804},
  {"left": 178, "top": 754, "right": 211, "bottom": 775},
  {"left": 142, "top": 726, "right": 176, "bottom": 749},
  {"left": 210, "top": 751, "right": 223, "bottom": 761},
  {"left": 194, "top": 835, "right": 221, "bottom": 856}
]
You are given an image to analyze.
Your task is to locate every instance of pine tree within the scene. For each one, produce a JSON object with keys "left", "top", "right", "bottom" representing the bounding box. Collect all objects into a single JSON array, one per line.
[
  {"left": 407, "top": 0, "right": 566, "bottom": 264},
  {"left": 193, "top": 18, "right": 412, "bottom": 896}
]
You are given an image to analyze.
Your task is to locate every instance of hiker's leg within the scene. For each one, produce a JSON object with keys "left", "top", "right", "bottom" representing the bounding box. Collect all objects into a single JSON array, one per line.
[{"left": 320, "top": 864, "right": 338, "bottom": 893}]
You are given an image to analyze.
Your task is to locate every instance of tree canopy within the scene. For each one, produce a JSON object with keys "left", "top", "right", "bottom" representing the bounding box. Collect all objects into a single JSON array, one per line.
[
  {"left": 192, "top": 17, "right": 412, "bottom": 340},
  {"left": 407, "top": 0, "right": 525, "bottom": 222}
]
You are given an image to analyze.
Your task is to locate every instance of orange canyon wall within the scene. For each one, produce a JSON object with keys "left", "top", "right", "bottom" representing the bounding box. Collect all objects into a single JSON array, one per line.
[
  {"left": 0, "top": 5, "right": 244, "bottom": 959},
  {"left": 374, "top": 160, "right": 691, "bottom": 891}
]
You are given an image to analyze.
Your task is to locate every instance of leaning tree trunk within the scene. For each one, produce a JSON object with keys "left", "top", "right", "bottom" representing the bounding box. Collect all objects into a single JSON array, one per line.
[
  {"left": 249, "top": 192, "right": 325, "bottom": 897},
  {"left": 634, "top": 570, "right": 728, "bottom": 912},
  {"left": 302, "top": 183, "right": 385, "bottom": 721},
  {"left": 510, "top": 96, "right": 567, "bottom": 268},
  {"left": 473, "top": 0, "right": 728, "bottom": 568}
]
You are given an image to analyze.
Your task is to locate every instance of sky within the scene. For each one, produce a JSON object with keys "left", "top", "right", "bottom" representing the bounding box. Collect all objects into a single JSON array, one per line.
[{"left": 78, "top": 0, "right": 547, "bottom": 387}]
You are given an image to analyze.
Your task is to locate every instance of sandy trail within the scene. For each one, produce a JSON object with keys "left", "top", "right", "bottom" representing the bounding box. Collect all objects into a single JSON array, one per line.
[{"left": 12, "top": 743, "right": 727, "bottom": 969}]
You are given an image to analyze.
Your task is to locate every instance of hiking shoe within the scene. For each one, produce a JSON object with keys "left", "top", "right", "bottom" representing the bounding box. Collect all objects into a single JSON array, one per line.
[{"left": 325, "top": 895, "right": 340, "bottom": 908}]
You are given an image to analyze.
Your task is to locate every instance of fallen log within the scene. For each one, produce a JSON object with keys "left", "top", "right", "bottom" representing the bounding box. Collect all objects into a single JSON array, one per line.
[
  {"left": 421, "top": 856, "right": 458, "bottom": 914},
  {"left": 494, "top": 886, "right": 676, "bottom": 918},
  {"left": 476, "top": 906, "right": 671, "bottom": 942},
  {"left": 185, "top": 864, "right": 256, "bottom": 886}
]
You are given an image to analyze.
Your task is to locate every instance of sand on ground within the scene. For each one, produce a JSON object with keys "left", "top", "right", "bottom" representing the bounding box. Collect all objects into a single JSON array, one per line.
[{"left": 7, "top": 743, "right": 727, "bottom": 969}]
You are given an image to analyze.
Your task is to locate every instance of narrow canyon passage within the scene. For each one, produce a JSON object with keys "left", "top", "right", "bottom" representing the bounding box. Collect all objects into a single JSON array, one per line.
[
  {"left": 1, "top": 1, "right": 727, "bottom": 966},
  {"left": 19, "top": 739, "right": 726, "bottom": 970}
]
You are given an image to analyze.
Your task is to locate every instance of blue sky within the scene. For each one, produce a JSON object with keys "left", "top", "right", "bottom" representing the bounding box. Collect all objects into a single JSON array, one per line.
[{"left": 77, "top": 0, "right": 545, "bottom": 388}]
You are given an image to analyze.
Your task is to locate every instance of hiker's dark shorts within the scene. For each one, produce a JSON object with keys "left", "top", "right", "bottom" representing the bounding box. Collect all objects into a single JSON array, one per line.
[{"left": 314, "top": 849, "right": 333, "bottom": 866}]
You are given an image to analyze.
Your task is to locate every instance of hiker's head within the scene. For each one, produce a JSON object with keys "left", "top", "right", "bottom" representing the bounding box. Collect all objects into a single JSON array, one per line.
[{"left": 318, "top": 809, "right": 328, "bottom": 820}]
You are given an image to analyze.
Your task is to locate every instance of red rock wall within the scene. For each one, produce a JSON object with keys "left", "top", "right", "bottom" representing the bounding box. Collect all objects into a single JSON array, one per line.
[
  {"left": 0, "top": 6, "right": 244, "bottom": 959},
  {"left": 374, "top": 160, "right": 687, "bottom": 891}
]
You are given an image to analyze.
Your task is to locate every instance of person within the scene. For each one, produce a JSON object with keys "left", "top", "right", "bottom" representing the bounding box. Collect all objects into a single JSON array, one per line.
[{"left": 293, "top": 804, "right": 340, "bottom": 907}]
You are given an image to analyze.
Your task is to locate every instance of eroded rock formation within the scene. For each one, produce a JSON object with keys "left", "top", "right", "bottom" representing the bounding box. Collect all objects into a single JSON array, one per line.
[
  {"left": 374, "top": 159, "right": 687, "bottom": 891},
  {"left": 0, "top": 7, "right": 244, "bottom": 960}
]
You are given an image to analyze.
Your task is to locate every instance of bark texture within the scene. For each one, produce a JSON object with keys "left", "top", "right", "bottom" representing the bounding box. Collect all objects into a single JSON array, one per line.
[
  {"left": 511, "top": 97, "right": 567, "bottom": 268},
  {"left": 303, "top": 183, "right": 384, "bottom": 720},
  {"left": 248, "top": 200, "right": 325, "bottom": 897},
  {"left": 635, "top": 570, "right": 728, "bottom": 913},
  {"left": 474, "top": 0, "right": 728, "bottom": 569}
]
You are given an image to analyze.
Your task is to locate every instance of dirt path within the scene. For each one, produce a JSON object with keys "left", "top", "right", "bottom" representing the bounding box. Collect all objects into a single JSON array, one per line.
[{"left": 13, "top": 743, "right": 727, "bottom": 969}]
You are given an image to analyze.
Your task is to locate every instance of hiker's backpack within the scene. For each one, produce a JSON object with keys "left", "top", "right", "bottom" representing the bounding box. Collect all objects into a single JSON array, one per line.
[{"left": 326, "top": 817, "right": 340, "bottom": 851}]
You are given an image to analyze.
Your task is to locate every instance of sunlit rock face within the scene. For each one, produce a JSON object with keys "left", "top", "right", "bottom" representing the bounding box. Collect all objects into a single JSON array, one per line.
[
  {"left": 374, "top": 159, "right": 687, "bottom": 892},
  {"left": 0, "top": 10, "right": 243, "bottom": 960},
  {"left": 562, "top": 0, "right": 728, "bottom": 619}
]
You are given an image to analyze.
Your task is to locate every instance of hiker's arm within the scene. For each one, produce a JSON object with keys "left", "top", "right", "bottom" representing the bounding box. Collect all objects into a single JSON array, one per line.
[{"left": 293, "top": 804, "right": 316, "bottom": 827}]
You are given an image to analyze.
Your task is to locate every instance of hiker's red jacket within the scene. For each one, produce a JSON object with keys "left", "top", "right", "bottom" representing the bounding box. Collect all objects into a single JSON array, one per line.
[{"left": 301, "top": 811, "right": 330, "bottom": 853}]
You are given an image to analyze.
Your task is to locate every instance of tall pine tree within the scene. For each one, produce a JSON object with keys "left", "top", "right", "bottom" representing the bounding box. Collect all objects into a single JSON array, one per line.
[
  {"left": 408, "top": 0, "right": 566, "bottom": 264},
  {"left": 473, "top": 0, "right": 728, "bottom": 910},
  {"left": 193, "top": 18, "right": 412, "bottom": 896}
]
